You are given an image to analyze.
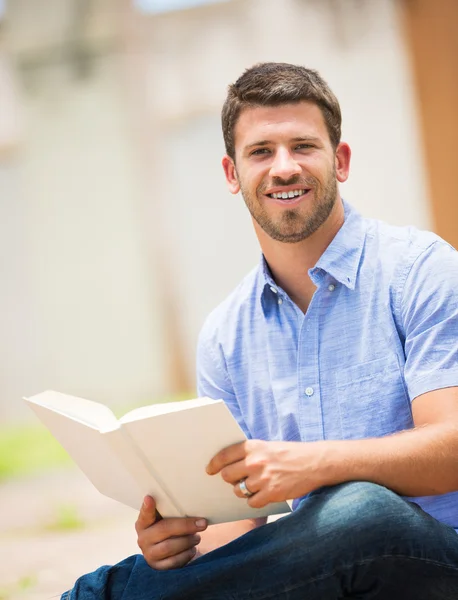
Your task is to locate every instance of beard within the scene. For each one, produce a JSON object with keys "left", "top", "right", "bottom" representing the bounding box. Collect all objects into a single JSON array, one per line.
[{"left": 239, "top": 166, "right": 338, "bottom": 244}]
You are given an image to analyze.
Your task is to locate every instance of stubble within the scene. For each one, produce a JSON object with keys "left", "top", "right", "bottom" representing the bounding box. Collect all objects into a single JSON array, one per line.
[{"left": 239, "top": 167, "right": 338, "bottom": 244}]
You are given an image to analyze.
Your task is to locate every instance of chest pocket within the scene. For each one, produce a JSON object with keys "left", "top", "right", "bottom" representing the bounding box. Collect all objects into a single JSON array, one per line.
[{"left": 335, "top": 356, "right": 413, "bottom": 439}]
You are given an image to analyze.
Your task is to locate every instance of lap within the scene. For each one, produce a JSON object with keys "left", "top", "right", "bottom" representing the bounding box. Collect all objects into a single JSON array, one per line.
[{"left": 63, "top": 482, "right": 458, "bottom": 600}]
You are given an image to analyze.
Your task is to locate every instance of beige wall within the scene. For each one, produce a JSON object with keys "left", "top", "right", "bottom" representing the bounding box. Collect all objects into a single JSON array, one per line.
[{"left": 1, "top": 57, "right": 166, "bottom": 420}]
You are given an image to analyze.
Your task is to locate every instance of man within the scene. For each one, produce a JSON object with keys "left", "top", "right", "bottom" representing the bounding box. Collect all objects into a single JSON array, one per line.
[{"left": 63, "top": 63, "right": 458, "bottom": 599}]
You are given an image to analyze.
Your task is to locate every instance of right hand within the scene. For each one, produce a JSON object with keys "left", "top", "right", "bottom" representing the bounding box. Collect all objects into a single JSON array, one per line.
[{"left": 135, "top": 496, "right": 208, "bottom": 570}]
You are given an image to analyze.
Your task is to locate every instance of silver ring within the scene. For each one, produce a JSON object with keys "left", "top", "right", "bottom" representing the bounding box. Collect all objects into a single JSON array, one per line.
[{"left": 239, "top": 478, "right": 254, "bottom": 498}]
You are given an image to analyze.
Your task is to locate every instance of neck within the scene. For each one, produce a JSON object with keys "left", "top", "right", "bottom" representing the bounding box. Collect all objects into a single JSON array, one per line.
[{"left": 256, "top": 198, "right": 345, "bottom": 312}]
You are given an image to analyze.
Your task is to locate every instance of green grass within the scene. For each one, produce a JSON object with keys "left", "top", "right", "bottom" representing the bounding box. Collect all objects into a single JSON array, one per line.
[
  {"left": 0, "top": 574, "right": 37, "bottom": 600},
  {"left": 0, "top": 425, "right": 72, "bottom": 482},
  {"left": 44, "top": 503, "right": 85, "bottom": 532}
]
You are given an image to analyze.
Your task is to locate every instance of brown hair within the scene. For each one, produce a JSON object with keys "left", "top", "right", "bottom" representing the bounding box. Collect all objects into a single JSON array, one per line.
[{"left": 222, "top": 62, "right": 342, "bottom": 160}]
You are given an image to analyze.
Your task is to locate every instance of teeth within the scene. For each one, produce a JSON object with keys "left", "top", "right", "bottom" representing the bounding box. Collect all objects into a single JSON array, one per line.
[{"left": 271, "top": 189, "right": 305, "bottom": 199}]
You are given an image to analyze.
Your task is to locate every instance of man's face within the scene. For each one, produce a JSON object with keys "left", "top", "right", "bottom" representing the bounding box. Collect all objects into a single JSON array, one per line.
[{"left": 223, "top": 102, "right": 346, "bottom": 243}]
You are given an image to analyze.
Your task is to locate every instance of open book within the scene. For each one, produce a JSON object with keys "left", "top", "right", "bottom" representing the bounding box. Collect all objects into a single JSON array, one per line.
[{"left": 24, "top": 391, "right": 290, "bottom": 524}]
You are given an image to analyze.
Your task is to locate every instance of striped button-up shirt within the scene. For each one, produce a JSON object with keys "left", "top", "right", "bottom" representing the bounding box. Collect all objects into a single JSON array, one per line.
[{"left": 197, "top": 201, "right": 458, "bottom": 530}]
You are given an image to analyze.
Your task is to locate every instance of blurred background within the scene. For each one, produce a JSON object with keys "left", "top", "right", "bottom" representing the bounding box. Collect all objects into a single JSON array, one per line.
[{"left": 0, "top": 0, "right": 456, "bottom": 597}]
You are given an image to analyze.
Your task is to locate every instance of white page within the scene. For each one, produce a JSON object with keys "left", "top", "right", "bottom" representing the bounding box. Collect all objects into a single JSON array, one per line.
[
  {"left": 25, "top": 391, "right": 118, "bottom": 430},
  {"left": 122, "top": 400, "right": 290, "bottom": 523},
  {"left": 25, "top": 401, "right": 147, "bottom": 509},
  {"left": 120, "top": 397, "right": 216, "bottom": 423},
  {"left": 102, "top": 428, "right": 181, "bottom": 515}
]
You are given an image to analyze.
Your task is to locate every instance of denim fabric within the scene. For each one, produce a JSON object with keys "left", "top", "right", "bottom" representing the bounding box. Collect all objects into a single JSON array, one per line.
[
  {"left": 63, "top": 482, "right": 458, "bottom": 599},
  {"left": 196, "top": 200, "right": 458, "bottom": 528}
]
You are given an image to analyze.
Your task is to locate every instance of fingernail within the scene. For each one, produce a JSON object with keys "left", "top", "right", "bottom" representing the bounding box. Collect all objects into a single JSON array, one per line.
[{"left": 195, "top": 519, "right": 207, "bottom": 529}]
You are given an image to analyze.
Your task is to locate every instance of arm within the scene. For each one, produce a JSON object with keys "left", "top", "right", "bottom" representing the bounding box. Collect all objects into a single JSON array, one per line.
[
  {"left": 319, "top": 387, "right": 458, "bottom": 497},
  {"left": 341, "top": 239, "right": 458, "bottom": 496},
  {"left": 359, "top": 239, "right": 458, "bottom": 495},
  {"left": 207, "top": 389, "right": 458, "bottom": 507}
]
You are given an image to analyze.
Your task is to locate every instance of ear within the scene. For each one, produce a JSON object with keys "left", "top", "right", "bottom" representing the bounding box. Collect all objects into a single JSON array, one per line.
[
  {"left": 222, "top": 155, "right": 240, "bottom": 194},
  {"left": 335, "top": 142, "right": 351, "bottom": 184}
]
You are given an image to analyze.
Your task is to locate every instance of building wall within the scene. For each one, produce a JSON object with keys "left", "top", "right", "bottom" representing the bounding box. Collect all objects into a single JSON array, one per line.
[{"left": 1, "top": 56, "right": 166, "bottom": 420}]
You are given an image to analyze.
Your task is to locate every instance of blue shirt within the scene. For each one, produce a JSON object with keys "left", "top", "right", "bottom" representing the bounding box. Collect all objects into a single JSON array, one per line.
[{"left": 196, "top": 201, "right": 458, "bottom": 530}]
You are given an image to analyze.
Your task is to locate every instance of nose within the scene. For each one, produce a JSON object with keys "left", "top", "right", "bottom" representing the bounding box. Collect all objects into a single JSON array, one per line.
[{"left": 269, "top": 147, "right": 301, "bottom": 180}]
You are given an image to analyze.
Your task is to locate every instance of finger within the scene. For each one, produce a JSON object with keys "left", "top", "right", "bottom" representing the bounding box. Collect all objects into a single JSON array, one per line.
[
  {"left": 152, "top": 547, "right": 198, "bottom": 571},
  {"left": 206, "top": 441, "right": 248, "bottom": 475},
  {"left": 247, "top": 490, "right": 269, "bottom": 509},
  {"left": 144, "top": 533, "right": 201, "bottom": 565},
  {"left": 219, "top": 461, "right": 248, "bottom": 485},
  {"left": 135, "top": 496, "right": 158, "bottom": 533},
  {"left": 233, "top": 478, "right": 259, "bottom": 499},
  {"left": 137, "top": 516, "right": 207, "bottom": 548}
]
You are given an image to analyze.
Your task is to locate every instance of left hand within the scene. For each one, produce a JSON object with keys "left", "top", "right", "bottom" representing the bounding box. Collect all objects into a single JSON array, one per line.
[{"left": 206, "top": 439, "right": 328, "bottom": 508}]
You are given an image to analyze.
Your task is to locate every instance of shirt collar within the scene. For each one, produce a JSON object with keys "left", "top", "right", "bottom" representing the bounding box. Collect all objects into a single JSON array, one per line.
[
  {"left": 311, "top": 200, "right": 365, "bottom": 290},
  {"left": 258, "top": 200, "right": 366, "bottom": 300}
]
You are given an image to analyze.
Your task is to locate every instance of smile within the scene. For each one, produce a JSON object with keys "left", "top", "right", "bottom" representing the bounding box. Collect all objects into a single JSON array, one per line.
[
  {"left": 265, "top": 189, "right": 311, "bottom": 203},
  {"left": 268, "top": 189, "right": 307, "bottom": 199}
]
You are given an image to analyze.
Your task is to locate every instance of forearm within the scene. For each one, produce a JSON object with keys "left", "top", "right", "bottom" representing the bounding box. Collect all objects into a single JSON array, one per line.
[
  {"left": 196, "top": 517, "right": 266, "bottom": 556},
  {"left": 322, "top": 424, "right": 458, "bottom": 497}
]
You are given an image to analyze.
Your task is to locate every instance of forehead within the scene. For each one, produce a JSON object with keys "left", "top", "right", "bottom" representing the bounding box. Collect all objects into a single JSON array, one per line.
[{"left": 234, "top": 102, "right": 329, "bottom": 149}]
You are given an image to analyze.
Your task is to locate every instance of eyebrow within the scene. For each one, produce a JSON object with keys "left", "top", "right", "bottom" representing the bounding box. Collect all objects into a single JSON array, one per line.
[{"left": 244, "top": 136, "right": 321, "bottom": 151}]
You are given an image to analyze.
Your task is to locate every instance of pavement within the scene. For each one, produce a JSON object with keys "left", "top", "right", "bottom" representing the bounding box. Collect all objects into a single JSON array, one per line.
[{"left": 0, "top": 468, "right": 140, "bottom": 600}]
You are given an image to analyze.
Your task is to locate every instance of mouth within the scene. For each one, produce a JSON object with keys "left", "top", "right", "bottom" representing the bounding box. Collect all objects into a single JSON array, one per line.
[{"left": 264, "top": 188, "right": 311, "bottom": 205}]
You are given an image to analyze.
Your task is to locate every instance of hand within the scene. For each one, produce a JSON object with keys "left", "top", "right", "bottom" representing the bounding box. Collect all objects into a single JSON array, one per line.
[
  {"left": 206, "top": 439, "right": 329, "bottom": 508},
  {"left": 135, "top": 496, "right": 208, "bottom": 570}
]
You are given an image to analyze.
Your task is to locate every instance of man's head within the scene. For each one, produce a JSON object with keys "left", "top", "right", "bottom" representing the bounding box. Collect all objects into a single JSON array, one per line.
[
  {"left": 222, "top": 62, "right": 342, "bottom": 162},
  {"left": 221, "top": 63, "right": 350, "bottom": 245}
]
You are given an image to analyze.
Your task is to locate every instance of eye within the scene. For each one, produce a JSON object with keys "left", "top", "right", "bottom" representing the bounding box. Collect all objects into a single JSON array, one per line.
[
  {"left": 250, "top": 148, "right": 271, "bottom": 156},
  {"left": 295, "top": 143, "right": 314, "bottom": 151}
]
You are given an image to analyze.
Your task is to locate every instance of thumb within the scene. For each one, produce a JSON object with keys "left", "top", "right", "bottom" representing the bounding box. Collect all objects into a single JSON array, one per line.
[{"left": 135, "top": 496, "right": 161, "bottom": 533}]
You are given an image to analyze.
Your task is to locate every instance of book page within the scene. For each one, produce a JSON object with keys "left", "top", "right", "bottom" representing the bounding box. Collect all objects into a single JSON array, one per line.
[
  {"left": 25, "top": 391, "right": 119, "bottom": 430},
  {"left": 122, "top": 401, "right": 290, "bottom": 523},
  {"left": 120, "top": 397, "right": 216, "bottom": 423},
  {"left": 25, "top": 401, "right": 148, "bottom": 509},
  {"left": 102, "top": 428, "right": 181, "bottom": 514}
]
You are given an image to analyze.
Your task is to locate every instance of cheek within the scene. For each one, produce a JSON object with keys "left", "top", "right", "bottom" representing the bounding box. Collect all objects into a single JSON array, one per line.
[{"left": 239, "top": 171, "right": 264, "bottom": 197}]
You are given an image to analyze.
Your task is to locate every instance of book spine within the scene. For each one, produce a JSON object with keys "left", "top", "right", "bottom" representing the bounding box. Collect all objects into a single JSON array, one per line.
[{"left": 104, "top": 426, "right": 184, "bottom": 518}]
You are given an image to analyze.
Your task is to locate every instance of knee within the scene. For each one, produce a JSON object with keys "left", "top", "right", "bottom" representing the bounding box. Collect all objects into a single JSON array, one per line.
[
  {"left": 297, "top": 481, "right": 426, "bottom": 546},
  {"left": 320, "top": 481, "right": 403, "bottom": 523}
]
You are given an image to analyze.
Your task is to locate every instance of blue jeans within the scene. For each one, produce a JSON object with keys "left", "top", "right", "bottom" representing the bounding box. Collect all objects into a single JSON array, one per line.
[{"left": 62, "top": 482, "right": 458, "bottom": 599}]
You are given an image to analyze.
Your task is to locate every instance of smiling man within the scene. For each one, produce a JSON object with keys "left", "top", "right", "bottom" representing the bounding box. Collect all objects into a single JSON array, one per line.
[{"left": 63, "top": 63, "right": 458, "bottom": 599}]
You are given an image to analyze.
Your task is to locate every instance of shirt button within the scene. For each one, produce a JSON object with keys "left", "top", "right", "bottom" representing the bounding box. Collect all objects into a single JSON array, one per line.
[
  {"left": 270, "top": 286, "right": 278, "bottom": 294},
  {"left": 278, "top": 298, "right": 283, "bottom": 305},
  {"left": 328, "top": 284, "right": 335, "bottom": 292},
  {"left": 305, "top": 387, "right": 314, "bottom": 396}
]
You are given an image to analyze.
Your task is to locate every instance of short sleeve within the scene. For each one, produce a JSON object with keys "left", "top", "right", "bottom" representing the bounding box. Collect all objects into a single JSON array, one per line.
[
  {"left": 196, "top": 324, "right": 252, "bottom": 438},
  {"left": 401, "top": 241, "right": 458, "bottom": 400}
]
